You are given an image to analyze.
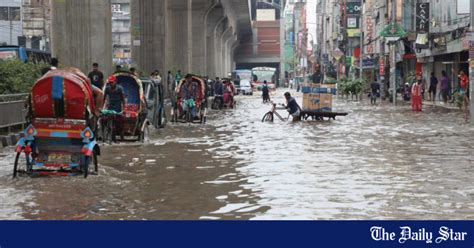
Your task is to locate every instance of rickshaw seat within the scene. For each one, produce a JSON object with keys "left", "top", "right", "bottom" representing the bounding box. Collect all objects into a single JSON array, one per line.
[{"left": 124, "top": 104, "right": 139, "bottom": 118}]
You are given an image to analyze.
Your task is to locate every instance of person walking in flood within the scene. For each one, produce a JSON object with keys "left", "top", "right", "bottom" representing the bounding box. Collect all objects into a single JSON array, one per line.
[
  {"left": 370, "top": 78, "right": 380, "bottom": 105},
  {"left": 440, "top": 70, "right": 450, "bottom": 104},
  {"left": 428, "top": 72, "right": 438, "bottom": 102},
  {"left": 411, "top": 78, "right": 423, "bottom": 112}
]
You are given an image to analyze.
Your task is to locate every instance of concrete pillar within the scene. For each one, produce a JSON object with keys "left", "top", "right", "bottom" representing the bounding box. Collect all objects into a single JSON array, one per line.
[
  {"left": 51, "top": 0, "right": 112, "bottom": 76},
  {"left": 220, "top": 27, "right": 233, "bottom": 77},
  {"left": 167, "top": 0, "right": 192, "bottom": 73},
  {"left": 192, "top": 0, "right": 213, "bottom": 75},
  {"left": 131, "top": 0, "right": 167, "bottom": 76},
  {"left": 205, "top": 4, "right": 224, "bottom": 78},
  {"left": 208, "top": 15, "right": 226, "bottom": 78},
  {"left": 214, "top": 18, "right": 227, "bottom": 77}
]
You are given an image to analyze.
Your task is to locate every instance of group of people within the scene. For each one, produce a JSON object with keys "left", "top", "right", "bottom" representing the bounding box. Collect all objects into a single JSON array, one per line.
[{"left": 411, "top": 70, "right": 469, "bottom": 113}]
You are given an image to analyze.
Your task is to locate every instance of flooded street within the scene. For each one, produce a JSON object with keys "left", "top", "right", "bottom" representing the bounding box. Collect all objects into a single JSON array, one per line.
[{"left": 0, "top": 89, "right": 473, "bottom": 220}]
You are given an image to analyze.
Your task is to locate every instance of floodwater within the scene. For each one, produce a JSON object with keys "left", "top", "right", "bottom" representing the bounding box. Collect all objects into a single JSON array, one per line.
[{"left": 0, "top": 89, "right": 473, "bottom": 220}]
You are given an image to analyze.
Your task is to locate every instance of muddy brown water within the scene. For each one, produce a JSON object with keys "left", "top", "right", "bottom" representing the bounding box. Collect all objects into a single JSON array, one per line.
[{"left": 0, "top": 90, "right": 473, "bottom": 220}]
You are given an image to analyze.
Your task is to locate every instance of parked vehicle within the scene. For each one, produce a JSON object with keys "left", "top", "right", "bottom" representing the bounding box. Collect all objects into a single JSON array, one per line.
[
  {"left": 239, "top": 79, "right": 253, "bottom": 95},
  {"left": 142, "top": 78, "right": 166, "bottom": 129}
]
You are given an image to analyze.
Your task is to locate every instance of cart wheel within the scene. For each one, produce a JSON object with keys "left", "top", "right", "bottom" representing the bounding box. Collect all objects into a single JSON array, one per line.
[
  {"left": 13, "top": 152, "right": 21, "bottom": 178},
  {"left": 262, "top": 112, "right": 274, "bottom": 122}
]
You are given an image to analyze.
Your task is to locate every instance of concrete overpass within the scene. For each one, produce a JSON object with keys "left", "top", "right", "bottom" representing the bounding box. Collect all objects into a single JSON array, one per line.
[{"left": 51, "top": 0, "right": 252, "bottom": 79}]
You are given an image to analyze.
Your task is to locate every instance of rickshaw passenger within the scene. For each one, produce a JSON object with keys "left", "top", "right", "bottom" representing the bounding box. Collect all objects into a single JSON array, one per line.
[
  {"left": 223, "top": 80, "right": 233, "bottom": 105},
  {"left": 181, "top": 74, "right": 198, "bottom": 117},
  {"left": 104, "top": 75, "right": 126, "bottom": 141},
  {"left": 214, "top": 77, "right": 224, "bottom": 96}
]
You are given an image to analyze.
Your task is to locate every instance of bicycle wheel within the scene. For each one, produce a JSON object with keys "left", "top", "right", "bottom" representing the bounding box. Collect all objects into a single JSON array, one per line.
[
  {"left": 262, "top": 112, "right": 274, "bottom": 122},
  {"left": 104, "top": 120, "right": 113, "bottom": 144}
]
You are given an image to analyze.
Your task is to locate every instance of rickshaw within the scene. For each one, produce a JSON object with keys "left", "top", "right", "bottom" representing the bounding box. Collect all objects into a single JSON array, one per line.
[
  {"left": 142, "top": 78, "right": 166, "bottom": 129},
  {"left": 100, "top": 72, "right": 150, "bottom": 143},
  {"left": 14, "top": 68, "right": 100, "bottom": 178},
  {"left": 172, "top": 75, "right": 207, "bottom": 123},
  {"left": 222, "top": 78, "right": 236, "bottom": 109}
]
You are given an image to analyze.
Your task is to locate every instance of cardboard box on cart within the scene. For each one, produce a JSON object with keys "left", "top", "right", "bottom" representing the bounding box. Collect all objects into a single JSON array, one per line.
[
  {"left": 303, "top": 93, "right": 321, "bottom": 111},
  {"left": 319, "top": 93, "right": 333, "bottom": 112}
]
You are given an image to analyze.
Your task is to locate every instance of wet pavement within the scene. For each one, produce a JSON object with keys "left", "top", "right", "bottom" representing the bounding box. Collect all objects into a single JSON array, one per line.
[{"left": 0, "top": 89, "right": 473, "bottom": 220}]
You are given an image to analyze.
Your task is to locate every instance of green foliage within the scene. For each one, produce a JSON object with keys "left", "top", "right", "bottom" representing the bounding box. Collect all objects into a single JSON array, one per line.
[
  {"left": 337, "top": 77, "right": 351, "bottom": 95},
  {"left": 337, "top": 77, "right": 366, "bottom": 100},
  {"left": 406, "top": 71, "right": 417, "bottom": 84},
  {"left": 0, "top": 60, "right": 46, "bottom": 94},
  {"left": 324, "top": 77, "right": 337, "bottom": 84}
]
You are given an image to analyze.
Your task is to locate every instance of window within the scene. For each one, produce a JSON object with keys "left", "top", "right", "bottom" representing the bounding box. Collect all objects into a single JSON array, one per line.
[
  {"left": 0, "top": 7, "right": 8, "bottom": 20},
  {"left": 10, "top": 7, "right": 20, "bottom": 21},
  {"left": 0, "top": 7, "right": 21, "bottom": 21},
  {"left": 111, "top": 4, "right": 121, "bottom": 13}
]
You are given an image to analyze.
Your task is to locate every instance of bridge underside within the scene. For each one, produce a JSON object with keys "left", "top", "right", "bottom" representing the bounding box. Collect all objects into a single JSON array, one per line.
[{"left": 51, "top": 0, "right": 252, "bottom": 82}]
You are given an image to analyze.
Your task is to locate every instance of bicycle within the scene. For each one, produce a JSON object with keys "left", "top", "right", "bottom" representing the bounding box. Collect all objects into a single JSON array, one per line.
[{"left": 261, "top": 102, "right": 290, "bottom": 122}]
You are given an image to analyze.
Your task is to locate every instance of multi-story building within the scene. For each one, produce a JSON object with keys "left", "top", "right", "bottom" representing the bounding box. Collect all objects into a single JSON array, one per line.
[
  {"left": 0, "top": 0, "right": 22, "bottom": 46},
  {"left": 416, "top": 0, "right": 471, "bottom": 89},
  {"left": 21, "top": 0, "right": 51, "bottom": 51},
  {"left": 112, "top": 0, "right": 131, "bottom": 64}
]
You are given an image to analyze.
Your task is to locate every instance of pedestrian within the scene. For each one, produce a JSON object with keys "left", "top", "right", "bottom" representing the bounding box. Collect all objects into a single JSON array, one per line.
[
  {"left": 262, "top": 81, "right": 270, "bottom": 103},
  {"left": 41, "top": 57, "right": 59, "bottom": 75},
  {"left": 457, "top": 70, "right": 469, "bottom": 120},
  {"left": 151, "top": 70, "right": 162, "bottom": 82},
  {"left": 167, "top": 71, "right": 174, "bottom": 96},
  {"left": 129, "top": 67, "right": 138, "bottom": 76},
  {"left": 312, "top": 65, "right": 323, "bottom": 84},
  {"left": 370, "top": 78, "right": 380, "bottom": 105},
  {"left": 88, "top": 62, "right": 104, "bottom": 89},
  {"left": 115, "top": 65, "right": 123, "bottom": 73},
  {"left": 411, "top": 79, "right": 423, "bottom": 112},
  {"left": 428, "top": 72, "right": 438, "bottom": 102},
  {"left": 175, "top": 70, "right": 183, "bottom": 83},
  {"left": 440, "top": 70, "right": 450, "bottom": 104},
  {"left": 421, "top": 77, "right": 426, "bottom": 100}
]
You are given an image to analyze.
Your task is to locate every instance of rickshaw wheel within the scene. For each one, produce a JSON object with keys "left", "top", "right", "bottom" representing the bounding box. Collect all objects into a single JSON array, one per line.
[
  {"left": 158, "top": 108, "right": 167, "bottom": 128},
  {"left": 103, "top": 120, "right": 113, "bottom": 145},
  {"left": 93, "top": 152, "right": 98, "bottom": 174},
  {"left": 13, "top": 152, "right": 21, "bottom": 178},
  {"left": 82, "top": 160, "right": 89, "bottom": 178},
  {"left": 139, "top": 124, "right": 150, "bottom": 143},
  {"left": 185, "top": 111, "right": 192, "bottom": 123}
]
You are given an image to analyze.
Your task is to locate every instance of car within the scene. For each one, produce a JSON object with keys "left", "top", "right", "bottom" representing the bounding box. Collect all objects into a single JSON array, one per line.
[{"left": 240, "top": 79, "right": 253, "bottom": 95}]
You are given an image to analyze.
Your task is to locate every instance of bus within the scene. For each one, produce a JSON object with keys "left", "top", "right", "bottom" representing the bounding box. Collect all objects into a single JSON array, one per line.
[
  {"left": 0, "top": 46, "right": 51, "bottom": 64},
  {"left": 251, "top": 67, "right": 277, "bottom": 91}
]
